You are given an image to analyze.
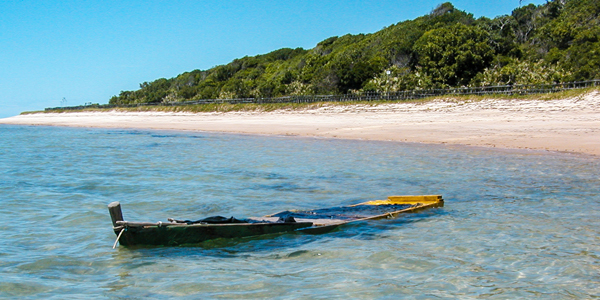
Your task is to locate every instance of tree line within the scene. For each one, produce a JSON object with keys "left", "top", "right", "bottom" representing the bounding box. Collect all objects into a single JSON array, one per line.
[{"left": 109, "top": 0, "right": 600, "bottom": 106}]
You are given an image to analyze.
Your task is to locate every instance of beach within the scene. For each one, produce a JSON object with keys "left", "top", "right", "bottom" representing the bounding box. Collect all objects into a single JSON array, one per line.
[{"left": 2, "top": 91, "right": 599, "bottom": 156}]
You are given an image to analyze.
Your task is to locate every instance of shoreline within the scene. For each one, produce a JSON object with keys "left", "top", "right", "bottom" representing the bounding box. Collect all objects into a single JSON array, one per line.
[{"left": 2, "top": 92, "right": 599, "bottom": 156}]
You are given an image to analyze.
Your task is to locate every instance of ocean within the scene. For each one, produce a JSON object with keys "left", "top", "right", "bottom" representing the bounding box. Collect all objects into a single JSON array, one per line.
[{"left": 0, "top": 124, "right": 598, "bottom": 299}]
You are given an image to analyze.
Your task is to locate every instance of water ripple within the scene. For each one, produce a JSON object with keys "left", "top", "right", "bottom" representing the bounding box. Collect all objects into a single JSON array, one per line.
[{"left": 0, "top": 125, "right": 599, "bottom": 298}]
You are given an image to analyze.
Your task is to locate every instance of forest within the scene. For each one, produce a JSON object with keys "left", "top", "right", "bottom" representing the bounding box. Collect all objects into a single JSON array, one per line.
[{"left": 109, "top": 0, "right": 600, "bottom": 105}]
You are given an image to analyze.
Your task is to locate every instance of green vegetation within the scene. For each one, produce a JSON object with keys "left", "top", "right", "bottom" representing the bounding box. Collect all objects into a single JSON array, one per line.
[
  {"left": 108, "top": 0, "right": 599, "bottom": 106},
  {"left": 30, "top": 86, "right": 596, "bottom": 115}
]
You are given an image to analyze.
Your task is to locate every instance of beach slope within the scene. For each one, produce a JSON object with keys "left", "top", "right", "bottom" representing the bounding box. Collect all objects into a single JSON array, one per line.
[{"left": 2, "top": 92, "right": 599, "bottom": 156}]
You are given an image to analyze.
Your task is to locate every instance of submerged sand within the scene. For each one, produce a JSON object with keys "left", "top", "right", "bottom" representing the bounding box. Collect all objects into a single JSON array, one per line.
[{"left": 2, "top": 91, "right": 599, "bottom": 156}]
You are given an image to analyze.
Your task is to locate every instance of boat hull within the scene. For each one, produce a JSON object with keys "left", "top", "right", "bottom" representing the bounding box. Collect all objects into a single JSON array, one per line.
[
  {"left": 108, "top": 195, "right": 443, "bottom": 247},
  {"left": 115, "top": 221, "right": 314, "bottom": 247}
]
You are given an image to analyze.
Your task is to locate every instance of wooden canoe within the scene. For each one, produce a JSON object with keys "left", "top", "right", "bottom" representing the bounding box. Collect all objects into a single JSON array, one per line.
[{"left": 108, "top": 195, "right": 443, "bottom": 247}]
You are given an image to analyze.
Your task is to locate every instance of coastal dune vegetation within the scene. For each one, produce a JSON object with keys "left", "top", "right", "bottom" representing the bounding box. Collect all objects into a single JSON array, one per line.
[
  {"left": 107, "top": 0, "right": 599, "bottom": 106},
  {"left": 34, "top": 85, "right": 599, "bottom": 115}
]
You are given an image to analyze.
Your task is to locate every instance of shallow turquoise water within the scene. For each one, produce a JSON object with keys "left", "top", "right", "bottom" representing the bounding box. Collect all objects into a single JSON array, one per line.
[{"left": 0, "top": 125, "right": 598, "bottom": 299}]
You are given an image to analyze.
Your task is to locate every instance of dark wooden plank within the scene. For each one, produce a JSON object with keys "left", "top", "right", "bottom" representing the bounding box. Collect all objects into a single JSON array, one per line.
[{"left": 108, "top": 201, "right": 123, "bottom": 227}]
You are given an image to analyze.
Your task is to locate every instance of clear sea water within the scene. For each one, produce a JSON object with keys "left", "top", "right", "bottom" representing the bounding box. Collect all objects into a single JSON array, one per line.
[{"left": 0, "top": 124, "right": 598, "bottom": 299}]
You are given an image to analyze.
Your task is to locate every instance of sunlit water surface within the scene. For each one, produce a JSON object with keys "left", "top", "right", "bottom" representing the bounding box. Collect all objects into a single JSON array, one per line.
[{"left": 0, "top": 125, "right": 598, "bottom": 299}]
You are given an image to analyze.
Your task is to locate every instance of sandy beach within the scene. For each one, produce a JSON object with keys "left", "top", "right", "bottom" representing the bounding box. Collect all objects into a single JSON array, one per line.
[{"left": 2, "top": 91, "right": 600, "bottom": 156}]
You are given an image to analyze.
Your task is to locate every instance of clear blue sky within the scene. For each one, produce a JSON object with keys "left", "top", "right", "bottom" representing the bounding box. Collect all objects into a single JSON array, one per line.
[{"left": 0, "top": 0, "right": 545, "bottom": 118}]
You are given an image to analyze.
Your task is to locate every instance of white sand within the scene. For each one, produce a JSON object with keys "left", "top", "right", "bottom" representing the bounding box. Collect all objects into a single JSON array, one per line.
[{"left": 2, "top": 91, "right": 600, "bottom": 156}]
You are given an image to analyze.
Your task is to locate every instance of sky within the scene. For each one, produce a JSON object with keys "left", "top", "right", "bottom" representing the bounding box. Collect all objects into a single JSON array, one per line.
[{"left": 0, "top": 0, "right": 546, "bottom": 118}]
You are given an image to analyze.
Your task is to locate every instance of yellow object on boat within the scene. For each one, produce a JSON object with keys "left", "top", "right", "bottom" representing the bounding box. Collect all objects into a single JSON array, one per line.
[{"left": 354, "top": 195, "right": 443, "bottom": 206}]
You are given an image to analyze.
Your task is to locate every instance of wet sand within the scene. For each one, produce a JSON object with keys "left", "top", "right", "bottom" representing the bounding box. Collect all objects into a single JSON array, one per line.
[{"left": 2, "top": 91, "right": 599, "bottom": 156}]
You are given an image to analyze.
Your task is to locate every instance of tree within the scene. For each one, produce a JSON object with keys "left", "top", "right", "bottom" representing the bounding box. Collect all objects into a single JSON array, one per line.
[
  {"left": 107, "top": 0, "right": 599, "bottom": 105},
  {"left": 413, "top": 23, "right": 495, "bottom": 86}
]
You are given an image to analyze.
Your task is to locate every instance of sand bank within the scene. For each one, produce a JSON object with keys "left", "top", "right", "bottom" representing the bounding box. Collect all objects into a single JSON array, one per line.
[{"left": 2, "top": 92, "right": 600, "bottom": 156}]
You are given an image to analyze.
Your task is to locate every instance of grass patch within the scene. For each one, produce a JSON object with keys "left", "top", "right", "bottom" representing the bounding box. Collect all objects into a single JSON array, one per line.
[{"left": 20, "top": 110, "right": 45, "bottom": 115}]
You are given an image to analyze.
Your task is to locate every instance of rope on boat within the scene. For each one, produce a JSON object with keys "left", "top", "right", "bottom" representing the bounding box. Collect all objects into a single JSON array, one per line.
[{"left": 113, "top": 228, "right": 125, "bottom": 249}]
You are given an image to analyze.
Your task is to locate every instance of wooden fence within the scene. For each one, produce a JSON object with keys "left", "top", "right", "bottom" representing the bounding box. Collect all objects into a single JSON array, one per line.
[{"left": 46, "top": 79, "right": 600, "bottom": 111}]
